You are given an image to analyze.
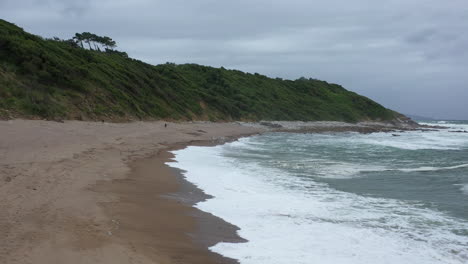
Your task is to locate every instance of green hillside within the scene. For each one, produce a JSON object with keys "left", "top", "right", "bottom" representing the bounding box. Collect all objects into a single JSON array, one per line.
[{"left": 0, "top": 19, "right": 398, "bottom": 122}]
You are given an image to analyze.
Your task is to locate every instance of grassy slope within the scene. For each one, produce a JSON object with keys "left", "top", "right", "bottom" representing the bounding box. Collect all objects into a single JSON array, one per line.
[{"left": 0, "top": 19, "right": 398, "bottom": 122}]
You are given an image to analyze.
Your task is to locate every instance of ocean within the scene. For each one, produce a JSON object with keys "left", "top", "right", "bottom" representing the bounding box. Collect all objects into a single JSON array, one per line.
[{"left": 168, "top": 121, "right": 468, "bottom": 264}]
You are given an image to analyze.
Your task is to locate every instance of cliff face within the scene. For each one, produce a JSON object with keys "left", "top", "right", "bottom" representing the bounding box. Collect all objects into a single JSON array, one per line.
[{"left": 0, "top": 19, "right": 399, "bottom": 122}]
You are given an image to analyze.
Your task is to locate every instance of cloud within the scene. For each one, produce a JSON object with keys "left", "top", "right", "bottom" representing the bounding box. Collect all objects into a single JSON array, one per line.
[{"left": 1, "top": 0, "right": 467, "bottom": 119}]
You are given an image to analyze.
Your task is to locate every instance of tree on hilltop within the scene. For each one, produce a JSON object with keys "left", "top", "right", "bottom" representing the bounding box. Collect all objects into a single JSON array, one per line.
[
  {"left": 72, "top": 32, "right": 117, "bottom": 51},
  {"left": 72, "top": 33, "right": 85, "bottom": 48}
]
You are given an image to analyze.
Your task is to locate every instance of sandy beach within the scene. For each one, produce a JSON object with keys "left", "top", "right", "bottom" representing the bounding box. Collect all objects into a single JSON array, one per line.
[
  {"left": 0, "top": 119, "right": 422, "bottom": 264},
  {"left": 0, "top": 120, "right": 264, "bottom": 264}
]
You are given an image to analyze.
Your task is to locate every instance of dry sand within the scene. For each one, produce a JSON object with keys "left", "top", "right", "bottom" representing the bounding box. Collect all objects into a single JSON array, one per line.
[{"left": 0, "top": 120, "right": 264, "bottom": 264}]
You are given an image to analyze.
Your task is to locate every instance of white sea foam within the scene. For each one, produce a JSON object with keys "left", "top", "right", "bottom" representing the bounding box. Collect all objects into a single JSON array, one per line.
[
  {"left": 358, "top": 131, "right": 468, "bottom": 150},
  {"left": 461, "top": 184, "right": 468, "bottom": 195},
  {"left": 343, "top": 122, "right": 468, "bottom": 150},
  {"left": 420, "top": 121, "right": 468, "bottom": 130},
  {"left": 282, "top": 162, "right": 468, "bottom": 179},
  {"left": 169, "top": 143, "right": 468, "bottom": 264},
  {"left": 394, "top": 163, "right": 468, "bottom": 172},
  {"left": 280, "top": 126, "right": 468, "bottom": 151},
  {"left": 298, "top": 162, "right": 468, "bottom": 179},
  {"left": 304, "top": 161, "right": 386, "bottom": 179}
]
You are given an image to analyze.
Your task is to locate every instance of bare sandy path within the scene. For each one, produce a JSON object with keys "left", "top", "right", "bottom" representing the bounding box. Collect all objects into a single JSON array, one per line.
[{"left": 0, "top": 120, "right": 263, "bottom": 264}]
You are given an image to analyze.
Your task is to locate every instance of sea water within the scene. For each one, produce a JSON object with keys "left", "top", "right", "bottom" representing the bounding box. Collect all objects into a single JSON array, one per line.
[{"left": 168, "top": 121, "right": 468, "bottom": 264}]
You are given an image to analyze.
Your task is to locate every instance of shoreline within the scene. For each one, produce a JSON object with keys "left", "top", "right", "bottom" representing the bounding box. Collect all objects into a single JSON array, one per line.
[
  {"left": 93, "top": 140, "right": 250, "bottom": 264},
  {"left": 0, "top": 119, "right": 425, "bottom": 264},
  {"left": 0, "top": 120, "right": 263, "bottom": 264}
]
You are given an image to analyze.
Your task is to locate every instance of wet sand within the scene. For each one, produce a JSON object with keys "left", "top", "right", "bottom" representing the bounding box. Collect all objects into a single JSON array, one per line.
[
  {"left": 0, "top": 118, "right": 419, "bottom": 263},
  {"left": 93, "top": 144, "right": 247, "bottom": 264},
  {"left": 0, "top": 120, "right": 263, "bottom": 264}
]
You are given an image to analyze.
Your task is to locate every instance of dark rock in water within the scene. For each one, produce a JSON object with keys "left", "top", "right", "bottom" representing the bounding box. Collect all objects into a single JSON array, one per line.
[{"left": 392, "top": 134, "right": 401, "bottom": 137}]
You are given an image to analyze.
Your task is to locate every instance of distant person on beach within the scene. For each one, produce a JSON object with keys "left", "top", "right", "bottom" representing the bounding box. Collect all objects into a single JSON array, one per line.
[{"left": 165, "top": 123, "right": 167, "bottom": 128}]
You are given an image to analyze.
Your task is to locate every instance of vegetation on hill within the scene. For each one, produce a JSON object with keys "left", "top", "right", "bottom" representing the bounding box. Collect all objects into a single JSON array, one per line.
[{"left": 0, "top": 19, "right": 398, "bottom": 122}]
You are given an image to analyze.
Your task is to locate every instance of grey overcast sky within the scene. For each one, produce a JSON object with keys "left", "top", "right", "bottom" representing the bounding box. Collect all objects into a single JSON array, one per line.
[{"left": 1, "top": 0, "right": 467, "bottom": 119}]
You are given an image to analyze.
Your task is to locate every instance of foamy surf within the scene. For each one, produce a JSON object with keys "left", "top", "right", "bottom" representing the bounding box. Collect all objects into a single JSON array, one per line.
[
  {"left": 461, "top": 184, "right": 468, "bottom": 195},
  {"left": 168, "top": 120, "right": 468, "bottom": 264},
  {"left": 394, "top": 163, "right": 468, "bottom": 172}
]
